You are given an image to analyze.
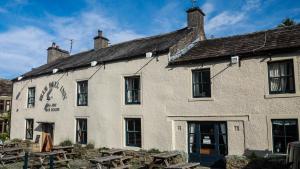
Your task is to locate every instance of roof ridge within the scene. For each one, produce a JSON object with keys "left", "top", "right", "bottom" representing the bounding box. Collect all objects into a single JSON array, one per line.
[
  {"left": 204, "top": 24, "right": 300, "bottom": 42},
  {"left": 98, "top": 27, "right": 189, "bottom": 49}
]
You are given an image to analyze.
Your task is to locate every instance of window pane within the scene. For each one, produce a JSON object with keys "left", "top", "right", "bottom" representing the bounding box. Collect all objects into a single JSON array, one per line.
[
  {"left": 202, "top": 71, "right": 210, "bottom": 83},
  {"left": 272, "top": 120, "right": 285, "bottom": 136},
  {"left": 273, "top": 136, "right": 286, "bottom": 153},
  {"left": 127, "top": 120, "right": 134, "bottom": 131}
]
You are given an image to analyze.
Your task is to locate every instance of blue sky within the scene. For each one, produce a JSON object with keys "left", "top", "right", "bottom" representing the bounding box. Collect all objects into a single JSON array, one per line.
[{"left": 0, "top": 0, "right": 299, "bottom": 79}]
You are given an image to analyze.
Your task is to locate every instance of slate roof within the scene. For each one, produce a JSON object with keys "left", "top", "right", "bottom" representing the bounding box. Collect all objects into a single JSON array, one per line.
[
  {"left": 0, "top": 79, "right": 12, "bottom": 96},
  {"left": 171, "top": 24, "right": 300, "bottom": 64},
  {"left": 18, "top": 28, "right": 192, "bottom": 80}
]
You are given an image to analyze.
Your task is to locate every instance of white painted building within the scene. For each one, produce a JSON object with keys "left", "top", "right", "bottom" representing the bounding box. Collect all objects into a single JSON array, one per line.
[{"left": 10, "top": 7, "right": 300, "bottom": 166}]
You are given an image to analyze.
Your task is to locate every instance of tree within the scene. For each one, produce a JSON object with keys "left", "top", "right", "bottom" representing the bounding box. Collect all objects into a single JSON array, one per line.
[{"left": 278, "top": 18, "right": 297, "bottom": 28}]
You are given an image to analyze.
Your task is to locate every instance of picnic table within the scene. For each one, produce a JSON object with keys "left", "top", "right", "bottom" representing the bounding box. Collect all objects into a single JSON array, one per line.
[
  {"left": 148, "top": 152, "right": 181, "bottom": 169},
  {"left": 52, "top": 145, "right": 76, "bottom": 158},
  {"left": 89, "top": 155, "right": 131, "bottom": 169},
  {"left": 0, "top": 142, "right": 20, "bottom": 149},
  {"left": 30, "top": 150, "right": 71, "bottom": 169},
  {"left": 100, "top": 148, "right": 127, "bottom": 156},
  {"left": 0, "top": 147, "right": 24, "bottom": 166}
]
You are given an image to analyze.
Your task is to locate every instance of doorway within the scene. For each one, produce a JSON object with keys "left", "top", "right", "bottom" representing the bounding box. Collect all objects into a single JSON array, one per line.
[
  {"left": 41, "top": 123, "right": 54, "bottom": 152},
  {"left": 188, "top": 121, "right": 228, "bottom": 167}
]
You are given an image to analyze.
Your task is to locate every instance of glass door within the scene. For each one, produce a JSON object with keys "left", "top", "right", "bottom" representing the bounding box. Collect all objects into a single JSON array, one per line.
[{"left": 188, "top": 122, "right": 227, "bottom": 167}]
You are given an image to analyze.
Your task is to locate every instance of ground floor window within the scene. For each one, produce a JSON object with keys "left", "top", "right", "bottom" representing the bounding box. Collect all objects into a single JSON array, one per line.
[
  {"left": 76, "top": 119, "right": 87, "bottom": 144},
  {"left": 272, "top": 119, "right": 299, "bottom": 153},
  {"left": 25, "top": 119, "right": 34, "bottom": 140},
  {"left": 125, "top": 118, "right": 141, "bottom": 147}
]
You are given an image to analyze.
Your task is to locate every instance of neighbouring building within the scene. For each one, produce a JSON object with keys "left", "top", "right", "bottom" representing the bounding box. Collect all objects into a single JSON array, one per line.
[
  {"left": 0, "top": 79, "right": 12, "bottom": 134},
  {"left": 10, "top": 7, "right": 300, "bottom": 166}
]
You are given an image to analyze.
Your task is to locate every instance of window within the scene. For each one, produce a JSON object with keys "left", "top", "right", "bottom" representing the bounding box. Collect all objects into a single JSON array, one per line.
[
  {"left": 27, "top": 87, "right": 36, "bottom": 108},
  {"left": 76, "top": 119, "right": 87, "bottom": 144},
  {"left": 272, "top": 119, "right": 298, "bottom": 153},
  {"left": 125, "top": 118, "right": 141, "bottom": 147},
  {"left": 5, "top": 100, "right": 11, "bottom": 112},
  {"left": 25, "top": 119, "right": 34, "bottom": 140},
  {"left": 268, "top": 60, "right": 295, "bottom": 94},
  {"left": 0, "top": 100, "right": 4, "bottom": 113},
  {"left": 77, "top": 81, "right": 88, "bottom": 106},
  {"left": 125, "top": 76, "right": 140, "bottom": 104},
  {"left": 192, "top": 69, "right": 211, "bottom": 98}
]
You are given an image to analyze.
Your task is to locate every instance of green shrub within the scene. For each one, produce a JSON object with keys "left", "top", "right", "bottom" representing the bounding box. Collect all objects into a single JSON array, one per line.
[
  {"left": 59, "top": 139, "right": 73, "bottom": 146},
  {"left": 11, "top": 138, "right": 22, "bottom": 143},
  {"left": 86, "top": 143, "right": 95, "bottom": 149},
  {"left": 99, "top": 147, "right": 109, "bottom": 151},
  {"left": 0, "top": 133, "right": 9, "bottom": 142},
  {"left": 147, "top": 148, "right": 160, "bottom": 154}
]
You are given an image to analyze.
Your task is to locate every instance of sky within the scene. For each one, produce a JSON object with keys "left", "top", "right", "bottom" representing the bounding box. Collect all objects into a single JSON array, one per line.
[{"left": 0, "top": 0, "right": 299, "bottom": 79}]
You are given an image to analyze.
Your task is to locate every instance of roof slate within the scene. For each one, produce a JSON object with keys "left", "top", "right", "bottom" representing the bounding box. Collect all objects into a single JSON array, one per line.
[
  {"left": 172, "top": 24, "right": 300, "bottom": 63},
  {"left": 0, "top": 79, "right": 12, "bottom": 96},
  {"left": 20, "top": 28, "right": 192, "bottom": 80}
]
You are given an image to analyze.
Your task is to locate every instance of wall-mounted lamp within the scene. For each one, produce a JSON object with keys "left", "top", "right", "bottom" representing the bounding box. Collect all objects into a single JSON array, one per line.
[{"left": 91, "top": 61, "right": 98, "bottom": 67}]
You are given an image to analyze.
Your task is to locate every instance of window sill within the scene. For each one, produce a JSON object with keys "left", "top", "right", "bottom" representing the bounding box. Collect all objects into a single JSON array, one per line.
[
  {"left": 188, "top": 97, "right": 214, "bottom": 102},
  {"left": 264, "top": 93, "right": 300, "bottom": 99}
]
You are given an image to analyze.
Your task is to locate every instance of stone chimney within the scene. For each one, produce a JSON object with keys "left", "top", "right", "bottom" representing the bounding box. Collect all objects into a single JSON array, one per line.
[
  {"left": 94, "top": 30, "right": 109, "bottom": 50},
  {"left": 187, "top": 7, "right": 206, "bottom": 40},
  {"left": 47, "top": 42, "right": 69, "bottom": 64}
]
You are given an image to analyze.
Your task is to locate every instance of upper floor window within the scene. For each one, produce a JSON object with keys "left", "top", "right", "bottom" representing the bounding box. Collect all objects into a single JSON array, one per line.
[
  {"left": 25, "top": 119, "right": 34, "bottom": 140},
  {"left": 27, "top": 87, "right": 36, "bottom": 108},
  {"left": 77, "top": 81, "right": 88, "bottom": 106},
  {"left": 125, "top": 76, "right": 140, "bottom": 104},
  {"left": 192, "top": 69, "right": 211, "bottom": 98},
  {"left": 268, "top": 60, "right": 295, "bottom": 94}
]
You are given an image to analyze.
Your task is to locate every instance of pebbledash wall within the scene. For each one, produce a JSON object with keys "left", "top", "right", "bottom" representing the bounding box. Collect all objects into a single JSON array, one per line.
[{"left": 10, "top": 50, "right": 300, "bottom": 155}]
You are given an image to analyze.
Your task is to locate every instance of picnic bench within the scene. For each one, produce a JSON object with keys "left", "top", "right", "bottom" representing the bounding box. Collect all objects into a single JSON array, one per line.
[
  {"left": 100, "top": 148, "right": 127, "bottom": 156},
  {"left": 148, "top": 152, "right": 181, "bottom": 169},
  {"left": 165, "top": 162, "right": 200, "bottom": 169},
  {"left": 52, "top": 145, "right": 77, "bottom": 159},
  {"left": 30, "top": 150, "right": 71, "bottom": 169},
  {"left": 89, "top": 155, "right": 131, "bottom": 169},
  {"left": 0, "top": 147, "right": 24, "bottom": 166}
]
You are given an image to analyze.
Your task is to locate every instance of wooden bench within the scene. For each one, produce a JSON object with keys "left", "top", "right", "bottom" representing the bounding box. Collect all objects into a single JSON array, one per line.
[{"left": 165, "top": 163, "right": 200, "bottom": 169}]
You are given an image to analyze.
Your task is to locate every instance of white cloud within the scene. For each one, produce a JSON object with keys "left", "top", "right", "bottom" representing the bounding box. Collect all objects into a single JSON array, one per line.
[
  {"left": 0, "top": 27, "right": 53, "bottom": 78},
  {"left": 0, "top": 8, "right": 145, "bottom": 78},
  {"left": 153, "top": 1, "right": 183, "bottom": 33},
  {"left": 202, "top": 2, "right": 214, "bottom": 15},
  {"left": 205, "top": 11, "right": 245, "bottom": 33},
  {"left": 242, "top": 0, "right": 261, "bottom": 11}
]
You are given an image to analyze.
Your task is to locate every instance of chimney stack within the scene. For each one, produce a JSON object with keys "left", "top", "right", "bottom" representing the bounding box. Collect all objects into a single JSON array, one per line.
[
  {"left": 187, "top": 7, "right": 206, "bottom": 40},
  {"left": 47, "top": 42, "right": 69, "bottom": 64},
  {"left": 94, "top": 30, "right": 109, "bottom": 50}
]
